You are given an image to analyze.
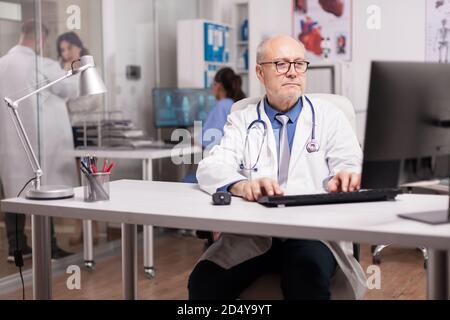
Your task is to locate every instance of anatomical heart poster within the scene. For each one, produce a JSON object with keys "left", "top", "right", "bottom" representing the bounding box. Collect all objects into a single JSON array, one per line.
[
  {"left": 292, "top": 0, "right": 352, "bottom": 61},
  {"left": 426, "top": 0, "right": 450, "bottom": 63}
]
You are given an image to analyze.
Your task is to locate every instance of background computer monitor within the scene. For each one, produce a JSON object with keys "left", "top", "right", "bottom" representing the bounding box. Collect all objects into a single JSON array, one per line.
[
  {"left": 153, "top": 88, "right": 217, "bottom": 128},
  {"left": 361, "top": 61, "right": 450, "bottom": 224}
]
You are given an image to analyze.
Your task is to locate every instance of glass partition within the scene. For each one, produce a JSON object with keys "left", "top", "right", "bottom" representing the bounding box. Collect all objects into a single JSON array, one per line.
[
  {"left": 0, "top": 0, "right": 105, "bottom": 281},
  {"left": 0, "top": 0, "right": 200, "bottom": 289}
]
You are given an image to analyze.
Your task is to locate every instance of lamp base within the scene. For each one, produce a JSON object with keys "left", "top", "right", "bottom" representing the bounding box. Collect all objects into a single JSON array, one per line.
[{"left": 26, "top": 185, "right": 75, "bottom": 200}]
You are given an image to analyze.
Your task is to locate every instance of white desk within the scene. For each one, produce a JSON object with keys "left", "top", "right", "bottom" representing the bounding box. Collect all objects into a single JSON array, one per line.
[
  {"left": 2, "top": 180, "right": 450, "bottom": 300},
  {"left": 72, "top": 145, "right": 202, "bottom": 277}
]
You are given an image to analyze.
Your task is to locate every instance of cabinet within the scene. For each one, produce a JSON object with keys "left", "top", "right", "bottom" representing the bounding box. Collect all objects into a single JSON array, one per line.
[{"left": 177, "top": 19, "right": 232, "bottom": 88}]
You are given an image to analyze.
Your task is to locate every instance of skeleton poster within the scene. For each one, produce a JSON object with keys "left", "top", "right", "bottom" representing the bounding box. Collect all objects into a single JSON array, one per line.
[
  {"left": 426, "top": 0, "right": 450, "bottom": 63},
  {"left": 292, "top": 0, "right": 352, "bottom": 61}
]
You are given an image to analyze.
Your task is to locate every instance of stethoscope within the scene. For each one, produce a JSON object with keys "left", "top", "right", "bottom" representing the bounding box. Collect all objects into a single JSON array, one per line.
[{"left": 239, "top": 95, "right": 319, "bottom": 173}]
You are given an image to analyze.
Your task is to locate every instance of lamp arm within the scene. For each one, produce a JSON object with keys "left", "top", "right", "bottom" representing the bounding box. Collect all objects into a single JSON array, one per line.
[
  {"left": 12, "top": 70, "right": 74, "bottom": 105},
  {"left": 6, "top": 104, "right": 43, "bottom": 188},
  {"left": 3, "top": 68, "right": 80, "bottom": 190}
]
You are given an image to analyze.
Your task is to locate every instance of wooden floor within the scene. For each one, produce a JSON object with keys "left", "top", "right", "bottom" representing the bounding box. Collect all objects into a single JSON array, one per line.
[
  {"left": 0, "top": 222, "right": 109, "bottom": 279},
  {"left": 0, "top": 233, "right": 427, "bottom": 300}
]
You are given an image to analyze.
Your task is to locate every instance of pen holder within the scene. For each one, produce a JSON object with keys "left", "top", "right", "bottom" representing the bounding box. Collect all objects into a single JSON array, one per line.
[{"left": 82, "top": 172, "right": 110, "bottom": 202}]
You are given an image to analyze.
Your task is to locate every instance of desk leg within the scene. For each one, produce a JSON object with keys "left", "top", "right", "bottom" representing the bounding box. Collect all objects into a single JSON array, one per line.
[
  {"left": 142, "top": 159, "right": 155, "bottom": 278},
  {"left": 448, "top": 253, "right": 450, "bottom": 300},
  {"left": 121, "top": 223, "right": 137, "bottom": 300},
  {"left": 78, "top": 159, "right": 95, "bottom": 271},
  {"left": 143, "top": 225, "right": 155, "bottom": 278},
  {"left": 83, "top": 220, "right": 95, "bottom": 270},
  {"left": 32, "top": 215, "right": 52, "bottom": 300},
  {"left": 427, "top": 249, "right": 449, "bottom": 299}
]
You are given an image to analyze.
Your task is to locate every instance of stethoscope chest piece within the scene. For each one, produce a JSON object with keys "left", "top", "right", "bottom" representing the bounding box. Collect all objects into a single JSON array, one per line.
[{"left": 306, "top": 139, "right": 320, "bottom": 153}]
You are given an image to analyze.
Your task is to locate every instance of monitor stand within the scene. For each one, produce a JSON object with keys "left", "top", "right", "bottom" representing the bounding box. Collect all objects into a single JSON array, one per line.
[{"left": 398, "top": 194, "right": 450, "bottom": 225}]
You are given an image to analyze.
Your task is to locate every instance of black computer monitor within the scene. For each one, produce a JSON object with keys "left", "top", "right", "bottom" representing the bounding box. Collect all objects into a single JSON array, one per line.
[
  {"left": 153, "top": 88, "right": 217, "bottom": 128},
  {"left": 361, "top": 61, "right": 450, "bottom": 224}
]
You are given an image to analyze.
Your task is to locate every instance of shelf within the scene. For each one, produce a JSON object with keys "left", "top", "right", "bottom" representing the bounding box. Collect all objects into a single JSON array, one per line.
[{"left": 233, "top": 1, "right": 250, "bottom": 96}]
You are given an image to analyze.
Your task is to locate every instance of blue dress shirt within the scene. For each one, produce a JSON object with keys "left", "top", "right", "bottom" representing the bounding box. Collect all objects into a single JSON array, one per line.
[{"left": 263, "top": 97, "right": 303, "bottom": 156}]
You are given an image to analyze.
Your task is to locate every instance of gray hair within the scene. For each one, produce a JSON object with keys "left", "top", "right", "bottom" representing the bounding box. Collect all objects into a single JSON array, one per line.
[
  {"left": 256, "top": 35, "right": 305, "bottom": 63},
  {"left": 256, "top": 37, "right": 271, "bottom": 63}
]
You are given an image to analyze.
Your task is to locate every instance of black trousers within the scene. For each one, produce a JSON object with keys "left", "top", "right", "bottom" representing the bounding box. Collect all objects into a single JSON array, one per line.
[
  {"left": 5, "top": 212, "right": 57, "bottom": 252},
  {"left": 188, "top": 238, "right": 337, "bottom": 300}
]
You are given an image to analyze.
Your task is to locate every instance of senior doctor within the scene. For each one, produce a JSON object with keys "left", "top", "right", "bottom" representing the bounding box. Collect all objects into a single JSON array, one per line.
[
  {"left": 0, "top": 20, "right": 77, "bottom": 260},
  {"left": 189, "top": 35, "right": 367, "bottom": 300}
]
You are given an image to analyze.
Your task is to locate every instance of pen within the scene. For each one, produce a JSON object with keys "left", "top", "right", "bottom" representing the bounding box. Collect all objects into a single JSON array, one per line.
[
  {"left": 80, "top": 160, "right": 92, "bottom": 174},
  {"left": 102, "top": 160, "right": 108, "bottom": 173},
  {"left": 90, "top": 156, "right": 96, "bottom": 167},
  {"left": 82, "top": 157, "right": 91, "bottom": 171},
  {"left": 106, "top": 162, "right": 115, "bottom": 173},
  {"left": 80, "top": 165, "right": 90, "bottom": 176}
]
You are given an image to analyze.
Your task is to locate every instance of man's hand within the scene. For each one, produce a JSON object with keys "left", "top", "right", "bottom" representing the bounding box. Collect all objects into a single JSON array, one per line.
[
  {"left": 327, "top": 171, "right": 361, "bottom": 193},
  {"left": 230, "top": 178, "right": 284, "bottom": 201}
]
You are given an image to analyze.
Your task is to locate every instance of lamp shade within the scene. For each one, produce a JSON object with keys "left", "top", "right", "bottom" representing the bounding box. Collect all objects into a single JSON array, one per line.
[{"left": 78, "top": 55, "right": 107, "bottom": 96}]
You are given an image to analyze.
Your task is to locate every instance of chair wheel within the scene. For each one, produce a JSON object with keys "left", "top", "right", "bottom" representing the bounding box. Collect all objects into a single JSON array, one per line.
[
  {"left": 372, "top": 255, "right": 381, "bottom": 265},
  {"left": 84, "top": 261, "right": 95, "bottom": 271},
  {"left": 144, "top": 267, "right": 156, "bottom": 279}
]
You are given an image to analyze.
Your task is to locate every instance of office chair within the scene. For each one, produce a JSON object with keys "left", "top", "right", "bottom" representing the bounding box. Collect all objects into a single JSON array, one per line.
[
  {"left": 371, "top": 244, "right": 428, "bottom": 268},
  {"left": 371, "top": 182, "right": 441, "bottom": 269},
  {"left": 196, "top": 93, "right": 361, "bottom": 299}
]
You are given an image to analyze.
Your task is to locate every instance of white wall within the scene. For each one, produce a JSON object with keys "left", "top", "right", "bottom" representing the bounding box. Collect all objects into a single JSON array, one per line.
[
  {"left": 102, "top": 0, "right": 199, "bottom": 180},
  {"left": 102, "top": 0, "right": 156, "bottom": 137},
  {"left": 156, "top": 0, "right": 199, "bottom": 87},
  {"left": 247, "top": 0, "right": 292, "bottom": 96},
  {"left": 102, "top": 0, "right": 198, "bottom": 137},
  {"left": 350, "top": 0, "right": 426, "bottom": 141},
  {"left": 198, "top": 0, "right": 231, "bottom": 23},
  {"left": 101, "top": 0, "right": 156, "bottom": 179}
]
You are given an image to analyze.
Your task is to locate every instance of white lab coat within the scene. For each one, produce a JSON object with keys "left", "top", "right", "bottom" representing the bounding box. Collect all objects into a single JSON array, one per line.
[
  {"left": 0, "top": 45, "right": 78, "bottom": 199},
  {"left": 196, "top": 95, "right": 368, "bottom": 299},
  {"left": 67, "top": 95, "right": 102, "bottom": 126}
]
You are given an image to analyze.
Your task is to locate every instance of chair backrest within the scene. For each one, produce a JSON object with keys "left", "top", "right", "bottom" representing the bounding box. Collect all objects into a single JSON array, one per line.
[{"left": 230, "top": 94, "right": 357, "bottom": 133}]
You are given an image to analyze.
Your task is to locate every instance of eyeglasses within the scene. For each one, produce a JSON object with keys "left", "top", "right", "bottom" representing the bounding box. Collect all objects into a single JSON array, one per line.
[{"left": 258, "top": 60, "right": 310, "bottom": 74}]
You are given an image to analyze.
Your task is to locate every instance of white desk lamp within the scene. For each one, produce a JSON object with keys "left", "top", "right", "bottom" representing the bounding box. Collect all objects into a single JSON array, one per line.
[{"left": 4, "top": 55, "right": 106, "bottom": 200}]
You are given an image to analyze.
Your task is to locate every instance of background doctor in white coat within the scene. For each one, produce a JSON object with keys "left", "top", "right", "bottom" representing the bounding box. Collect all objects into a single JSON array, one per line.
[
  {"left": 189, "top": 35, "right": 367, "bottom": 300},
  {"left": 0, "top": 20, "right": 78, "bottom": 261}
]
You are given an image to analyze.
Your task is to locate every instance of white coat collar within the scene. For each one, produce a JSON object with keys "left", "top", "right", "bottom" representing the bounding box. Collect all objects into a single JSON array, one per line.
[
  {"left": 247, "top": 95, "right": 318, "bottom": 177},
  {"left": 9, "top": 45, "right": 36, "bottom": 56},
  {"left": 290, "top": 95, "right": 317, "bottom": 167},
  {"left": 256, "top": 96, "right": 279, "bottom": 167}
]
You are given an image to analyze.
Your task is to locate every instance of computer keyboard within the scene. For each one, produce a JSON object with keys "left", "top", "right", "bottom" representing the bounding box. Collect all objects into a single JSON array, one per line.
[{"left": 257, "top": 189, "right": 403, "bottom": 207}]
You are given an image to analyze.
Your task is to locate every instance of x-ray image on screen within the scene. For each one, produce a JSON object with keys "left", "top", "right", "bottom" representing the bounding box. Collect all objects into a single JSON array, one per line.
[{"left": 153, "top": 88, "right": 217, "bottom": 127}]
